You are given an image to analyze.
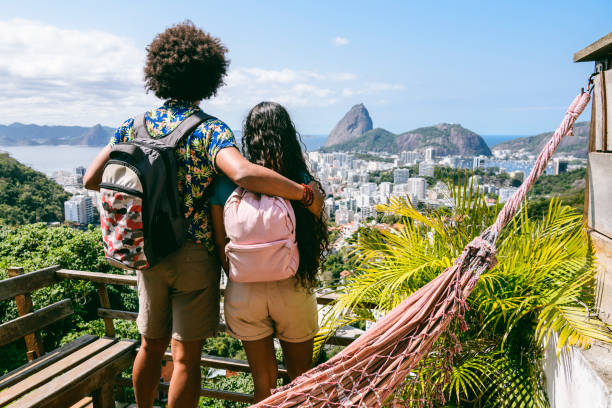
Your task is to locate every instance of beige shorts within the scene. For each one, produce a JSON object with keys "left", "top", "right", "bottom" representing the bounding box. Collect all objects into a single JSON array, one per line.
[
  {"left": 224, "top": 277, "right": 319, "bottom": 343},
  {"left": 136, "top": 241, "right": 220, "bottom": 342}
]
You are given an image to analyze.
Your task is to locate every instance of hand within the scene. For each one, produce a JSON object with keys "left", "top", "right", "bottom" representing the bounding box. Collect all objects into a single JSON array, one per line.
[{"left": 306, "top": 181, "right": 324, "bottom": 218}]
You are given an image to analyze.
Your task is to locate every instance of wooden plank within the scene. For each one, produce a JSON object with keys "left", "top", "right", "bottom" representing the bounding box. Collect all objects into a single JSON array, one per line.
[
  {"left": 96, "top": 284, "right": 115, "bottom": 337},
  {"left": 0, "top": 299, "right": 73, "bottom": 347},
  {"left": 160, "top": 350, "right": 290, "bottom": 379},
  {"left": 7, "top": 267, "right": 44, "bottom": 360},
  {"left": 588, "top": 152, "right": 612, "bottom": 237},
  {"left": 0, "top": 337, "right": 115, "bottom": 406},
  {"left": 594, "top": 73, "right": 605, "bottom": 151},
  {"left": 56, "top": 269, "right": 137, "bottom": 286},
  {"left": 0, "top": 265, "right": 60, "bottom": 302},
  {"left": 605, "top": 70, "right": 612, "bottom": 151},
  {"left": 0, "top": 335, "right": 98, "bottom": 390},
  {"left": 158, "top": 381, "right": 254, "bottom": 404},
  {"left": 98, "top": 308, "right": 138, "bottom": 321},
  {"left": 574, "top": 32, "right": 612, "bottom": 62},
  {"left": 15, "top": 340, "right": 136, "bottom": 408},
  {"left": 70, "top": 397, "right": 93, "bottom": 408},
  {"left": 592, "top": 230, "right": 612, "bottom": 326}
]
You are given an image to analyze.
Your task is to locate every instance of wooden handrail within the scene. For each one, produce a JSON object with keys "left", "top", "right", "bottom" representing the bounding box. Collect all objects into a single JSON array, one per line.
[
  {"left": 97, "top": 308, "right": 362, "bottom": 346},
  {"left": 54, "top": 268, "right": 359, "bottom": 307}
]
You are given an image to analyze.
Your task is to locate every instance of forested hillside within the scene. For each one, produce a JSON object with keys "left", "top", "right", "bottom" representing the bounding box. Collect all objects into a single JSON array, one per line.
[{"left": 0, "top": 152, "right": 69, "bottom": 224}]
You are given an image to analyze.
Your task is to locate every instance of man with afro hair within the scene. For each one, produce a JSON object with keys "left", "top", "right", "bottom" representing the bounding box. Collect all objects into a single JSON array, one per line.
[{"left": 84, "top": 21, "right": 322, "bottom": 408}]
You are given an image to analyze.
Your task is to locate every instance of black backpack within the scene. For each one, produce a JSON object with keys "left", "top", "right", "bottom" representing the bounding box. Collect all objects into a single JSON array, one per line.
[{"left": 99, "top": 111, "right": 215, "bottom": 270}]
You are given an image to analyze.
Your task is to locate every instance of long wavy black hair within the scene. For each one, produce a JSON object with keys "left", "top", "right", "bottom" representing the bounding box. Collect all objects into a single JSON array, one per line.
[{"left": 242, "top": 102, "right": 328, "bottom": 290}]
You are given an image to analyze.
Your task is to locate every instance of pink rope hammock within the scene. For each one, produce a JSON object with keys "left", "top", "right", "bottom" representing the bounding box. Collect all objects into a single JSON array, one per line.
[{"left": 253, "top": 89, "right": 592, "bottom": 407}]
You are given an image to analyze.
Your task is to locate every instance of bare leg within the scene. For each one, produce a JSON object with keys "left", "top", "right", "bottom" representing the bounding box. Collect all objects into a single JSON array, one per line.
[
  {"left": 133, "top": 336, "right": 170, "bottom": 408},
  {"left": 279, "top": 338, "right": 314, "bottom": 380},
  {"left": 243, "top": 336, "right": 277, "bottom": 402},
  {"left": 168, "top": 338, "right": 204, "bottom": 408}
]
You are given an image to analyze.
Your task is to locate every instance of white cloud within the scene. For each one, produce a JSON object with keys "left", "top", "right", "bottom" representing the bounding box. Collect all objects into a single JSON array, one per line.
[
  {"left": 0, "top": 19, "right": 402, "bottom": 128},
  {"left": 333, "top": 36, "right": 349, "bottom": 46},
  {"left": 0, "top": 18, "right": 155, "bottom": 126}
]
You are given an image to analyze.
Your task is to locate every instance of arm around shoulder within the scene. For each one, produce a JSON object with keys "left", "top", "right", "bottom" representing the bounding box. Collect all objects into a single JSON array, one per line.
[{"left": 215, "top": 147, "right": 304, "bottom": 201}]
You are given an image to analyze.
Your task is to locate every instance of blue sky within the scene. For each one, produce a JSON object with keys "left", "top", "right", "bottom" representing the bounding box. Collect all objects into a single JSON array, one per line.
[{"left": 0, "top": 0, "right": 609, "bottom": 136}]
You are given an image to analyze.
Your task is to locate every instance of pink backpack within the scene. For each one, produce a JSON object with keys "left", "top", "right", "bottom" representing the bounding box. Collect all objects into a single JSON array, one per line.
[{"left": 223, "top": 187, "right": 300, "bottom": 282}]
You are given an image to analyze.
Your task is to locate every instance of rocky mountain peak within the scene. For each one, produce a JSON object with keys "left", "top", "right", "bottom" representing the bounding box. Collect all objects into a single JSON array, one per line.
[{"left": 325, "top": 103, "right": 373, "bottom": 147}]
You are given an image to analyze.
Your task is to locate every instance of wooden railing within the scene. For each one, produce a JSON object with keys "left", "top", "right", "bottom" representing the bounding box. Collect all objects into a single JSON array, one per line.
[{"left": 52, "top": 267, "right": 363, "bottom": 404}]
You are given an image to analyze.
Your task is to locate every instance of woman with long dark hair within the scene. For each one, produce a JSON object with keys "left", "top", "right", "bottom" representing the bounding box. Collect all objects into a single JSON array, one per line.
[{"left": 210, "top": 101, "right": 328, "bottom": 401}]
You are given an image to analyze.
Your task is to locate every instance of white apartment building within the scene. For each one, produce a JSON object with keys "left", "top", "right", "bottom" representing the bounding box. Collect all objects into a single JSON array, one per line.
[
  {"left": 379, "top": 182, "right": 393, "bottom": 196},
  {"left": 407, "top": 177, "right": 427, "bottom": 202},
  {"left": 360, "top": 183, "right": 377, "bottom": 195},
  {"left": 419, "top": 162, "right": 435, "bottom": 177},
  {"left": 394, "top": 168, "right": 411, "bottom": 184},
  {"left": 499, "top": 187, "right": 518, "bottom": 203},
  {"left": 425, "top": 148, "right": 434, "bottom": 162},
  {"left": 64, "top": 195, "right": 94, "bottom": 224},
  {"left": 400, "top": 151, "right": 418, "bottom": 165},
  {"left": 473, "top": 155, "right": 486, "bottom": 170},
  {"left": 335, "top": 209, "right": 354, "bottom": 225}
]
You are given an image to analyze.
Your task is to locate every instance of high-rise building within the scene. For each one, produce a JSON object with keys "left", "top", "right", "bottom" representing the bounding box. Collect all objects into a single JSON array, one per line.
[
  {"left": 379, "top": 182, "right": 393, "bottom": 196},
  {"left": 425, "top": 148, "right": 434, "bottom": 162},
  {"left": 499, "top": 187, "right": 518, "bottom": 203},
  {"left": 64, "top": 195, "right": 94, "bottom": 224},
  {"left": 553, "top": 158, "right": 568, "bottom": 175},
  {"left": 394, "top": 168, "right": 411, "bottom": 184},
  {"left": 400, "top": 151, "right": 418, "bottom": 165},
  {"left": 407, "top": 177, "right": 427, "bottom": 201},
  {"left": 473, "top": 156, "right": 486, "bottom": 170},
  {"left": 418, "top": 162, "right": 435, "bottom": 177}
]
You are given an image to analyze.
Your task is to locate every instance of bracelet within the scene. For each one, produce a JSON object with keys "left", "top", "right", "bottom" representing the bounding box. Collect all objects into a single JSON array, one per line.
[{"left": 300, "top": 184, "right": 314, "bottom": 207}]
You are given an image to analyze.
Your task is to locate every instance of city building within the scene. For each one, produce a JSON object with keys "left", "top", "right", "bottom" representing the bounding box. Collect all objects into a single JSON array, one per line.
[
  {"left": 425, "top": 148, "right": 434, "bottom": 162},
  {"left": 418, "top": 162, "right": 435, "bottom": 177},
  {"left": 334, "top": 209, "right": 353, "bottom": 225},
  {"left": 473, "top": 155, "right": 486, "bottom": 170},
  {"left": 407, "top": 177, "right": 427, "bottom": 202},
  {"left": 64, "top": 195, "right": 94, "bottom": 224},
  {"left": 394, "top": 168, "right": 411, "bottom": 184},
  {"left": 400, "top": 151, "right": 418, "bottom": 166},
  {"left": 498, "top": 187, "right": 518, "bottom": 203},
  {"left": 553, "top": 158, "right": 569, "bottom": 175}
]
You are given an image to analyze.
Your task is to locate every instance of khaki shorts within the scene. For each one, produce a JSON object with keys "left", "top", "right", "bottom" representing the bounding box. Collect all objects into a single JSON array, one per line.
[
  {"left": 224, "top": 277, "right": 319, "bottom": 343},
  {"left": 136, "top": 241, "right": 220, "bottom": 342}
]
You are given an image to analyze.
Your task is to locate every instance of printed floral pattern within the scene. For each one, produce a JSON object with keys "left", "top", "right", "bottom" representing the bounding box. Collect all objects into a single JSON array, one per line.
[{"left": 110, "top": 100, "right": 237, "bottom": 252}]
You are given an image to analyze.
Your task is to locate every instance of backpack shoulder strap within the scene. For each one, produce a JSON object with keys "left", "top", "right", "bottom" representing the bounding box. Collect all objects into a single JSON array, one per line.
[
  {"left": 132, "top": 114, "right": 151, "bottom": 140},
  {"left": 165, "top": 111, "right": 217, "bottom": 147}
]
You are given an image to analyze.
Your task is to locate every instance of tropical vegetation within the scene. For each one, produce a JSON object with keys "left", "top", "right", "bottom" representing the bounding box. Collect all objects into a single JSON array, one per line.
[
  {"left": 0, "top": 152, "right": 69, "bottom": 225},
  {"left": 317, "top": 179, "right": 612, "bottom": 407}
]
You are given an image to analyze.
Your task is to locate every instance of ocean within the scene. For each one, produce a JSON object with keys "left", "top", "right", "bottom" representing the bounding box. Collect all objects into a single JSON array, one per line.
[{"left": 0, "top": 135, "right": 521, "bottom": 176}]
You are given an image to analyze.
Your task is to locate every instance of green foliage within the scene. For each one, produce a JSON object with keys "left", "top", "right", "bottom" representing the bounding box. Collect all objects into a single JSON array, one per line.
[
  {"left": 0, "top": 223, "right": 138, "bottom": 374},
  {"left": 317, "top": 178, "right": 610, "bottom": 406},
  {"left": 0, "top": 153, "right": 70, "bottom": 224},
  {"left": 354, "top": 153, "right": 393, "bottom": 163}
]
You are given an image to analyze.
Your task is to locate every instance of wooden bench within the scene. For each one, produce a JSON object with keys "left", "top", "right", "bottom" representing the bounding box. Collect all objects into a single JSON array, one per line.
[{"left": 0, "top": 266, "right": 136, "bottom": 408}]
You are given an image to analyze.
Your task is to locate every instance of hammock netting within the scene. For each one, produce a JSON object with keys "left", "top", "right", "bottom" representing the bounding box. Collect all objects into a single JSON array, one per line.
[{"left": 253, "top": 90, "right": 592, "bottom": 407}]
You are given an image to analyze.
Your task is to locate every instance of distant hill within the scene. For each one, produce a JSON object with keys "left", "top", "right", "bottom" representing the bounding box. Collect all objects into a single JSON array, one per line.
[
  {"left": 0, "top": 153, "right": 70, "bottom": 225},
  {"left": 322, "top": 123, "right": 492, "bottom": 157},
  {"left": 492, "top": 121, "right": 589, "bottom": 158},
  {"left": 325, "top": 103, "right": 373, "bottom": 147},
  {"left": 0, "top": 123, "right": 115, "bottom": 146}
]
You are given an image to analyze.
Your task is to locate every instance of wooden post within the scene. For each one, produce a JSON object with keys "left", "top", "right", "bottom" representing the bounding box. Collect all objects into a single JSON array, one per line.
[
  {"left": 7, "top": 267, "right": 44, "bottom": 360},
  {"left": 92, "top": 381, "right": 115, "bottom": 408},
  {"left": 96, "top": 283, "right": 115, "bottom": 337}
]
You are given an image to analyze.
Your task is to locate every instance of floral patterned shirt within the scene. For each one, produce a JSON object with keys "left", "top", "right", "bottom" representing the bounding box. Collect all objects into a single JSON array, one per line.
[{"left": 110, "top": 100, "right": 237, "bottom": 252}]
